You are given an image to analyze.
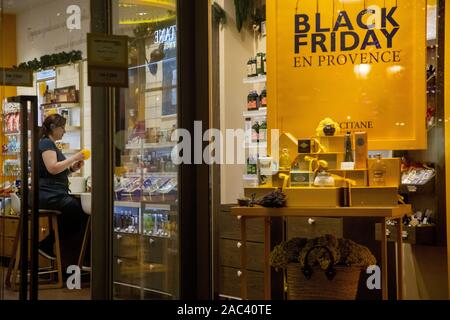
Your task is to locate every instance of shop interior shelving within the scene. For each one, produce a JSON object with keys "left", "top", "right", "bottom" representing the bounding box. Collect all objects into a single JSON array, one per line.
[
  {"left": 112, "top": 30, "right": 179, "bottom": 299},
  {"left": 243, "top": 75, "right": 267, "bottom": 84}
]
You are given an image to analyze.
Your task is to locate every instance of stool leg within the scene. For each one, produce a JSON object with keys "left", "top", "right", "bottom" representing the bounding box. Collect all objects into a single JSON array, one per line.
[
  {"left": 53, "top": 215, "right": 63, "bottom": 288},
  {"left": 10, "top": 237, "right": 21, "bottom": 291},
  {"left": 6, "top": 218, "right": 22, "bottom": 290},
  {"left": 78, "top": 216, "right": 91, "bottom": 269},
  {"left": 38, "top": 215, "right": 64, "bottom": 290}
]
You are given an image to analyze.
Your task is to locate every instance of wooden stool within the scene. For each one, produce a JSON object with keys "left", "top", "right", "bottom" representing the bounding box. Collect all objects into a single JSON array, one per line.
[{"left": 5, "top": 209, "right": 63, "bottom": 290}]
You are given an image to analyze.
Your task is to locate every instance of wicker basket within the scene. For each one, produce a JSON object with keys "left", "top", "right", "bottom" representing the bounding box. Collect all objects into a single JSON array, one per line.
[{"left": 286, "top": 245, "right": 362, "bottom": 300}]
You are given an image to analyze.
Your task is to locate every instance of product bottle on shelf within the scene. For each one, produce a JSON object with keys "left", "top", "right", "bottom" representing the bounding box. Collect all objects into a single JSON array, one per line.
[
  {"left": 251, "top": 57, "right": 257, "bottom": 77},
  {"left": 244, "top": 118, "right": 252, "bottom": 144},
  {"left": 247, "top": 58, "right": 253, "bottom": 78},
  {"left": 279, "top": 148, "right": 291, "bottom": 170},
  {"left": 256, "top": 52, "right": 264, "bottom": 76},
  {"left": 259, "top": 121, "right": 267, "bottom": 141},
  {"left": 344, "top": 131, "right": 354, "bottom": 162},
  {"left": 371, "top": 154, "right": 387, "bottom": 186},
  {"left": 247, "top": 156, "right": 257, "bottom": 175},
  {"left": 260, "top": 88, "right": 267, "bottom": 108},
  {"left": 247, "top": 90, "right": 260, "bottom": 111},
  {"left": 252, "top": 121, "right": 260, "bottom": 142},
  {"left": 263, "top": 53, "right": 267, "bottom": 75}
]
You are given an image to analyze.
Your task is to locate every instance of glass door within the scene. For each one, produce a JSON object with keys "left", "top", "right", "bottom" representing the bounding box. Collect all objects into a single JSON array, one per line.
[{"left": 111, "top": 0, "right": 179, "bottom": 300}]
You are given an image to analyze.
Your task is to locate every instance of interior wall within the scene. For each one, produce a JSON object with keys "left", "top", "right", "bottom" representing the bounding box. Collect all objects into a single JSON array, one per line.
[
  {"left": 0, "top": 13, "right": 17, "bottom": 98},
  {"left": 14, "top": 0, "right": 91, "bottom": 179},
  {"left": 0, "top": 14, "right": 18, "bottom": 179},
  {"left": 16, "top": 0, "right": 90, "bottom": 64}
]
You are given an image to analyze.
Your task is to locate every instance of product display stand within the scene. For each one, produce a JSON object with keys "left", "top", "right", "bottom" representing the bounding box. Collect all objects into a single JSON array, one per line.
[{"left": 231, "top": 204, "right": 412, "bottom": 300}]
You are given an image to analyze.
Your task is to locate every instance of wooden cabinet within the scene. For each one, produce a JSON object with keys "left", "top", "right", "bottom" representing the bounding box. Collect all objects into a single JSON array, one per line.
[
  {"left": 219, "top": 266, "right": 264, "bottom": 300},
  {"left": 0, "top": 215, "right": 50, "bottom": 258},
  {"left": 217, "top": 205, "right": 345, "bottom": 300},
  {"left": 286, "top": 217, "right": 343, "bottom": 240},
  {"left": 218, "top": 206, "right": 265, "bottom": 300}
]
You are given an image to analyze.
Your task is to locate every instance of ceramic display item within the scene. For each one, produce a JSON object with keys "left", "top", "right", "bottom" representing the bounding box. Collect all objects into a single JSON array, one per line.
[
  {"left": 238, "top": 198, "right": 251, "bottom": 207},
  {"left": 316, "top": 117, "right": 341, "bottom": 137},
  {"left": 313, "top": 171, "right": 335, "bottom": 187},
  {"left": 323, "top": 124, "right": 336, "bottom": 136}
]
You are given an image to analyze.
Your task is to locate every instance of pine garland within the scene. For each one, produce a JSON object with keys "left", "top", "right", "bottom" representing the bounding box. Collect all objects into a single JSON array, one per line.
[{"left": 13, "top": 50, "right": 83, "bottom": 71}]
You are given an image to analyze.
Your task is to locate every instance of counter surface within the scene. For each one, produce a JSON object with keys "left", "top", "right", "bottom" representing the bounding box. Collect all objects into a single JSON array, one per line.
[{"left": 231, "top": 204, "right": 411, "bottom": 218}]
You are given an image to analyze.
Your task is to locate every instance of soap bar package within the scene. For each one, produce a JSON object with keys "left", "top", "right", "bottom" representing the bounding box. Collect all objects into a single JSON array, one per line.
[
  {"left": 291, "top": 171, "right": 313, "bottom": 186},
  {"left": 298, "top": 139, "right": 311, "bottom": 154},
  {"left": 354, "top": 132, "right": 368, "bottom": 169}
]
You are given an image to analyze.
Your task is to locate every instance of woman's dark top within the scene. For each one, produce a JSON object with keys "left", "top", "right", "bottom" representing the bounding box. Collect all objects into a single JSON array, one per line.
[{"left": 39, "top": 138, "right": 72, "bottom": 209}]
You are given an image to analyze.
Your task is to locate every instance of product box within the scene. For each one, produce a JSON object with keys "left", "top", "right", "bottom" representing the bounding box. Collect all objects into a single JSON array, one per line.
[
  {"left": 54, "top": 86, "right": 78, "bottom": 103},
  {"left": 290, "top": 171, "right": 313, "bottom": 186},
  {"left": 298, "top": 139, "right": 312, "bottom": 154},
  {"left": 368, "top": 158, "right": 401, "bottom": 187}
]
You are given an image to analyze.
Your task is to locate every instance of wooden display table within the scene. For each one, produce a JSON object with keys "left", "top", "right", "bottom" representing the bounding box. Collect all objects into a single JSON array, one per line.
[{"left": 230, "top": 204, "right": 412, "bottom": 300}]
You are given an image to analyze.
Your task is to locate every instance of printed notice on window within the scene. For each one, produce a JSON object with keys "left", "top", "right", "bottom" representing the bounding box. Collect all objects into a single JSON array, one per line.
[{"left": 87, "top": 33, "right": 129, "bottom": 87}]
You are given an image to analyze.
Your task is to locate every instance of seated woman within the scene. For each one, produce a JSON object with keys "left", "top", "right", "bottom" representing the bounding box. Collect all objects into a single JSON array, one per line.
[{"left": 38, "top": 114, "right": 87, "bottom": 269}]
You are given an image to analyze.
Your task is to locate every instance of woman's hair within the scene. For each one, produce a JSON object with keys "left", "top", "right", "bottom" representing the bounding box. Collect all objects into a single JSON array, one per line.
[{"left": 41, "top": 114, "right": 67, "bottom": 138}]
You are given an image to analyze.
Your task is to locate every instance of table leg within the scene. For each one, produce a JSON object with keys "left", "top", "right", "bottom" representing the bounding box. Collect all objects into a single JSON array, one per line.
[
  {"left": 396, "top": 217, "right": 403, "bottom": 300},
  {"left": 240, "top": 216, "right": 247, "bottom": 300},
  {"left": 381, "top": 218, "right": 388, "bottom": 300},
  {"left": 264, "top": 217, "right": 271, "bottom": 300}
]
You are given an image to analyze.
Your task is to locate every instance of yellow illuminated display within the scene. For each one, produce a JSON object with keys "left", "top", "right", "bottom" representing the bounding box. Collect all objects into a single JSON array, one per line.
[{"left": 267, "top": 0, "right": 427, "bottom": 150}]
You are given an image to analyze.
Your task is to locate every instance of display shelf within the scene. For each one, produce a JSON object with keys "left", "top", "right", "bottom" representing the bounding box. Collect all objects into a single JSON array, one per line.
[
  {"left": 314, "top": 135, "right": 346, "bottom": 138},
  {"left": 243, "top": 75, "right": 267, "bottom": 84},
  {"left": 399, "top": 176, "right": 435, "bottom": 194},
  {"left": 142, "top": 232, "right": 171, "bottom": 239},
  {"left": 161, "top": 114, "right": 177, "bottom": 120},
  {"left": 300, "top": 152, "right": 345, "bottom": 155},
  {"left": 125, "top": 142, "right": 177, "bottom": 150},
  {"left": 125, "top": 172, "right": 177, "bottom": 178},
  {"left": 245, "top": 142, "right": 267, "bottom": 148},
  {"left": 2, "top": 152, "right": 20, "bottom": 156},
  {"left": 114, "top": 201, "right": 142, "bottom": 208},
  {"left": 329, "top": 168, "right": 368, "bottom": 172},
  {"left": 243, "top": 109, "right": 267, "bottom": 118},
  {"left": 2, "top": 132, "right": 20, "bottom": 136},
  {"left": 40, "top": 102, "right": 80, "bottom": 108},
  {"left": 142, "top": 287, "right": 173, "bottom": 298},
  {"left": 65, "top": 126, "right": 81, "bottom": 132}
]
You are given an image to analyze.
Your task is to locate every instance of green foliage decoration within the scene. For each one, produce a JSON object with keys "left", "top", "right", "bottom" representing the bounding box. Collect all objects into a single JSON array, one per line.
[
  {"left": 234, "top": 0, "right": 254, "bottom": 32},
  {"left": 14, "top": 50, "right": 82, "bottom": 71},
  {"left": 212, "top": 2, "right": 227, "bottom": 26}
]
